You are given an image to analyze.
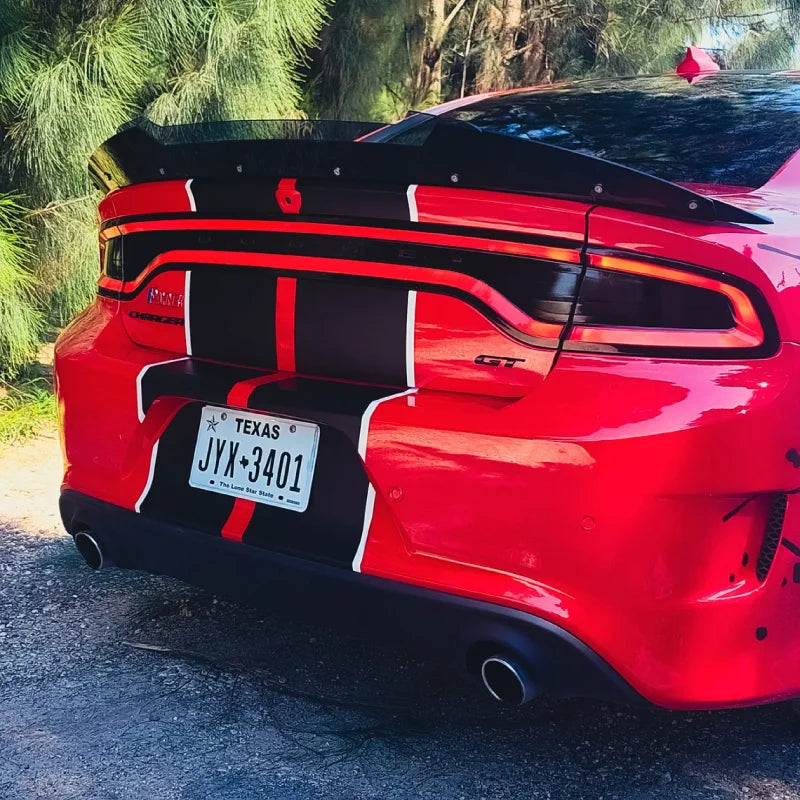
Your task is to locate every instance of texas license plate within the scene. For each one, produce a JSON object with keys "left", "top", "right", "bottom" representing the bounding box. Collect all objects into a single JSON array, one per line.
[{"left": 189, "top": 405, "right": 319, "bottom": 512}]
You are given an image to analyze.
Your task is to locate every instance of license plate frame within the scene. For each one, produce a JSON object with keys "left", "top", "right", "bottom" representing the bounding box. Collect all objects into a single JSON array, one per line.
[{"left": 188, "top": 405, "right": 320, "bottom": 513}]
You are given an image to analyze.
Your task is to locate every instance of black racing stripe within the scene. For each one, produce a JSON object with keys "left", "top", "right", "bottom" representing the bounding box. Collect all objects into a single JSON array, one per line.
[
  {"left": 295, "top": 182, "right": 410, "bottom": 222},
  {"left": 246, "top": 377, "right": 393, "bottom": 445},
  {"left": 242, "top": 425, "right": 370, "bottom": 566},
  {"left": 139, "top": 403, "right": 234, "bottom": 533},
  {"left": 294, "top": 280, "right": 409, "bottom": 386},
  {"left": 189, "top": 180, "right": 281, "bottom": 216},
  {"left": 139, "top": 359, "right": 265, "bottom": 419},
  {"left": 242, "top": 378, "right": 399, "bottom": 566},
  {"left": 189, "top": 266, "right": 279, "bottom": 369}
]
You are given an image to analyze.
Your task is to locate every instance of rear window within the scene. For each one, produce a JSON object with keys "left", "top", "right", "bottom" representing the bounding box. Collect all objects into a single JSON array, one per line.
[{"left": 442, "top": 74, "right": 800, "bottom": 189}]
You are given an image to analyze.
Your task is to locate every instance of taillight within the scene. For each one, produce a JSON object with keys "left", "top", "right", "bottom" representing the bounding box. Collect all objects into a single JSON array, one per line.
[
  {"left": 563, "top": 252, "right": 774, "bottom": 357},
  {"left": 102, "top": 236, "right": 124, "bottom": 280}
]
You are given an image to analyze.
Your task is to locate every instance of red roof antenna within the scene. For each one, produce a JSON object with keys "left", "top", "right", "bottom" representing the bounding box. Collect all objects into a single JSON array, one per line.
[{"left": 676, "top": 47, "right": 720, "bottom": 83}]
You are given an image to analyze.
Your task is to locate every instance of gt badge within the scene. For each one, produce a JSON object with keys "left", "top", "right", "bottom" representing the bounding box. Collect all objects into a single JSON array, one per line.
[{"left": 474, "top": 354, "right": 526, "bottom": 368}]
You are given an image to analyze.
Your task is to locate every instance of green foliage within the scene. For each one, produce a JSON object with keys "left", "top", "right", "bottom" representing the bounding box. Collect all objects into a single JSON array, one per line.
[
  {"left": 145, "top": 0, "right": 329, "bottom": 124},
  {"left": 305, "top": 0, "right": 416, "bottom": 119},
  {"left": 0, "top": 376, "right": 56, "bottom": 444},
  {"left": 0, "top": 194, "right": 41, "bottom": 378},
  {"left": 727, "top": 24, "right": 796, "bottom": 69}
]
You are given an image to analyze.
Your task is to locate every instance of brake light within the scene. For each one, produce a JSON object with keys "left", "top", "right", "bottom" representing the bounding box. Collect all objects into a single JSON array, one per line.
[
  {"left": 102, "top": 236, "right": 124, "bottom": 280},
  {"left": 565, "top": 253, "right": 770, "bottom": 355}
]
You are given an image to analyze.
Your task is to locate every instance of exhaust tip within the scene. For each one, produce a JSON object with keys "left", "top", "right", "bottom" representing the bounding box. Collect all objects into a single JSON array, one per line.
[
  {"left": 481, "top": 656, "right": 535, "bottom": 706},
  {"left": 74, "top": 531, "right": 104, "bottom": 570}
]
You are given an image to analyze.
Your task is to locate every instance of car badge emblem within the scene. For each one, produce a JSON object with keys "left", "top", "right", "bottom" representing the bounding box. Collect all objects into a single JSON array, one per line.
[{"left": 146, "top": 287, "right": 184, "bottom": 308}]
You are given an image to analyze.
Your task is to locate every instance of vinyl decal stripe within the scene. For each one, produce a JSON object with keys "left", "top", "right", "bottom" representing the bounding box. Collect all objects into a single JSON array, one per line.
[
  {"left": 353, "top": 388, "right": 418, "bottom": 572},
  {"left": 240, "top": 378, "right": 401, "bottom": 567},
  {"left": 217, "top": 372, "right": 287, "bottom": 539},
  {"left": 354, "top": 487, "right": 378, "bottom": 574},
  {"left": 221, "top": 498, "right": 256, "bottom": 542},
  {"left": 135, "top": 365, "right": 289, "bottom": 535},
  {"left": 185, "top": 179, "right": 197, "bottom": 212},
  {"left": 138, "top": 359, "right": 271, "bottom": 420},
  {"left": 406, "top": 184, "right": 419, "bottom": 222},
  {"left": 294, "top": 279, "right": 409, "bottom": 386},
  {"left": 275, "top": 277, "right": 297, "bottom": 372},
  {"left": 135, "top": 441, "right": 160, "bottom": 512},
  {"left": 782, "top": 538, "right": 800, "bottom": 557},
  {"left": 405, "top": 290, "right": 416, "bottom": 388},
  {"left": 184, "top": 270, "right": 193, "bottom": 355},
  {"left": 136, "top": 357, "right": 190, "bottom": 423},
  {"left": 189, "top": 267, "right": 279, "bottom": 369},
  {"left": 137, "top": 403, "right": 237, "bottom": 533},
  {"left": 226, "top": 373, "right": 285, "bottom": 409}
]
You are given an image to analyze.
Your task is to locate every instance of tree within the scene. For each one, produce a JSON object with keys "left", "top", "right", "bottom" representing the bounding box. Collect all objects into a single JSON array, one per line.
[
  {"left": 474, "top": 0, "right": 522, "bottom": 92},
  {"left": 0, "top": 0, "right": 330, "bottom": 376},
  {"left": 306, "top": 0, "right": 471, "bottom": 117}
]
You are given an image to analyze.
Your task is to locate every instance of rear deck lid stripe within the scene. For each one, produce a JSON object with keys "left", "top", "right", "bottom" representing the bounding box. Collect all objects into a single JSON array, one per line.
[{"left": 275, "top": 277, "right": 297, "bottom": 373}]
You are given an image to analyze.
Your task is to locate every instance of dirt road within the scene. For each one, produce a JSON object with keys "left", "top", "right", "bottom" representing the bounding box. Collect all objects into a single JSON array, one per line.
[{"left": 1, "top": 430, "right": 799, "bottom": 799}]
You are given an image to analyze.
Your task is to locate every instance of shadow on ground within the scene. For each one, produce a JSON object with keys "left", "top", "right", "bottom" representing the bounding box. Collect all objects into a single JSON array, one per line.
[{"left": 0, "top": 526, "right": 798, "bottom": 800}]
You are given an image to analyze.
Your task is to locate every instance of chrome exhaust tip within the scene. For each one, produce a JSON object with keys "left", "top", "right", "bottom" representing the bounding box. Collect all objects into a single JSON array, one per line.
[
  {"left": 74, "top": 530, "right": 104, "bottom": 570},
  {"left": 480, "top": 655, "right": 538, "bottom": 706}
]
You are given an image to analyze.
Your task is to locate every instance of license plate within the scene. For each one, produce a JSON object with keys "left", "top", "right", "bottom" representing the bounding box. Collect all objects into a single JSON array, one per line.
[{"left": 189, "top": 405, "right": 319, "bottom": 512}]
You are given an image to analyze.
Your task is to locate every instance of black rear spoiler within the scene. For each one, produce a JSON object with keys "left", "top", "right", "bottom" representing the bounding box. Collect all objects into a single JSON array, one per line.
[{"left": 90, "top": 117, "right": 772, "bottom": 226}]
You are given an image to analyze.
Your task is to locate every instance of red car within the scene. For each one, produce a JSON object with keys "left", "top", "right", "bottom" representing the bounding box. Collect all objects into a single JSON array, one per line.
[{"left": 56, "top": 63, "right": 800, "bottom": 711}]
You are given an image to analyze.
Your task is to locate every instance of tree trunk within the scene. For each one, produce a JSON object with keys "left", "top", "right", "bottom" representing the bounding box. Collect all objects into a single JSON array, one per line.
[
  {"left": 410, "top": 0, "right": 467, "bottom": 107},
  {"left": 520, "top": 20, "right": 550, "bottom": 85},
  {"left": 474, "top": 0, "right": 523, "bottom": 92},
  {"left": 429, "top": 0, "right": 446, "bottom": 98}
]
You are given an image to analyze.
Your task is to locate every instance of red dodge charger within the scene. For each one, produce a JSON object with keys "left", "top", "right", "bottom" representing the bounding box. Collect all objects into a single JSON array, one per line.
[{"left": 56, "top": 63, "right": 800, "bottom": 710}]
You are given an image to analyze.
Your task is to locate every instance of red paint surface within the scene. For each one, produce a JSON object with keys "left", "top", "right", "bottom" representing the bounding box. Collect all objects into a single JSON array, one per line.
[
  {"left": 226, "top": 374, "right": 285, "bottom": 409},
  {"left": 99, "top": 180, "right": 193, "bottom": 221},
  {"left": 221, "top": 498, "right": 256, "bottom": 542},
  {"left": 276, "top": 177, "right": 302, "bottom": 214},
  {"left": 676, "top": 47, "right": 720, "bottom": 82},
  {"left": 275, "top": 277, "right": 297, "bottom": 372}
]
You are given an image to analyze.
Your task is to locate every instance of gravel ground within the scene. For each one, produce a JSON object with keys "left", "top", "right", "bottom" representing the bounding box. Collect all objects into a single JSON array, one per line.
[{"left": 1, "top": 431, "right": 799, "bottom": 800}]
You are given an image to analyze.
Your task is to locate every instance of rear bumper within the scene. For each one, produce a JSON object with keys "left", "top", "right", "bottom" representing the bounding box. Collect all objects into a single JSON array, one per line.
[{"left": 60, "top": 489, "right": 644, "bottom": 707}]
